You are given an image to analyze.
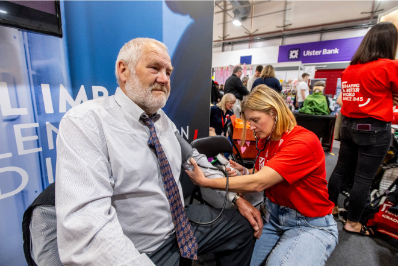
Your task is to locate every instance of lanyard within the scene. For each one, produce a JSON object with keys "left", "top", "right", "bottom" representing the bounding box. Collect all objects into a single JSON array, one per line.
[
  {"left": 221, "top": 110, "right": 229, "bottom": 127},
  {"left": 221, "top": 110, "right": 224, "bottom": 127}
]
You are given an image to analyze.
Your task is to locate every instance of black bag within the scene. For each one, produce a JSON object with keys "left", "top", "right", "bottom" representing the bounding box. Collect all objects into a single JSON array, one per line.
[{"left": 344, "top": 177, "right": 398, "bottom": 224}]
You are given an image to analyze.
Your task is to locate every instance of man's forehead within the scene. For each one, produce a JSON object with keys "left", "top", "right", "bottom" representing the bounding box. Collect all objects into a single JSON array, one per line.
[{"left": 142, "top": 44, "right": 171, "bottom": 66}]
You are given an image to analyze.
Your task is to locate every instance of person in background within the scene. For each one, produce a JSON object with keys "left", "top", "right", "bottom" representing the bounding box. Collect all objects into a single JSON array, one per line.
[
  {"left": 252, "top": 65, "right": 282, "bottom": 93},
  {"left": 336, "top": 93, "right": 343, "bottom": 107},
  {"left": 299, "top": 81, "right": 331, "bottom": 115},
  {"left": 219, "top": 84, "right": 225, "bottom": 97},
  {"left": 242, "top": 76, "right": 249, "bottom": 87},
  {"left": 187, "top": 85, "right": 338, "bottom": 266},
  {"left": 308, "top": 85, "right": 313, "bottom": 95},
  {"left": 247, "top": 65, "right": 263, "bottom": 91},
  {"left": 297, "top": 73, "right": 310, "bottom": 109},
  {"left": 211, "top": 80, "right": 221, "bottom": 103},
  {"left": 328, "top": 22, "right": 398, "bottom": 236},
  {"left": 224, "top": 66, "right": 250, "bottom": 118},
  {"left": 210, "top": 93, "right": 236, "bottom": 136}
]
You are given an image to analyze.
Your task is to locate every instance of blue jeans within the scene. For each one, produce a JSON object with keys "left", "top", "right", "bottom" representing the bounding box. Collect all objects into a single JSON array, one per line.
[{"left": 250, "top": 199, "right": 338, "bottom": 266}]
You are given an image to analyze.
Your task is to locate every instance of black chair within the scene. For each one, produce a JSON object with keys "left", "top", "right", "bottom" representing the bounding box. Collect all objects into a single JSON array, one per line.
[
  {"left": 22, "top": 183, "right": 61, "bottom": 266},
  {"left": 226, "top": 122, "right": 255, "bottom": 169},
  {"left": 191, "top": 135, "right": 233, "bottom": 158},
  {"left": 294, "top": 112, "right": 336, "bottom": 151}
]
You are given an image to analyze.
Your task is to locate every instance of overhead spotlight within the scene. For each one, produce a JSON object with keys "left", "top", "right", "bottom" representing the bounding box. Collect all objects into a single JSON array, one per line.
[
  {"left": 233, "top": 19, "right": 241, "bottom": 26},
  {"left": 0, "top": 10, "right": 7, "bottom": 14}
]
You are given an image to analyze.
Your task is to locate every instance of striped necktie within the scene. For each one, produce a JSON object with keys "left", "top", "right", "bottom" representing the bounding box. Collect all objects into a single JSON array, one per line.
[{"left": 140, "top": 114, "right": 198, "bottom": 260}]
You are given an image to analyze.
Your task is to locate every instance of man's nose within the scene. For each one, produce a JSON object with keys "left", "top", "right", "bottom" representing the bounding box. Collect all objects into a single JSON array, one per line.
[{"left": 156, "top": 71, "right": 169, "bottom": 85}]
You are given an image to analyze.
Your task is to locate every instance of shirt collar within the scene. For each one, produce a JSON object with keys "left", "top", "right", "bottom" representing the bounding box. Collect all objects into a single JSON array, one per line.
[{"left": 114, "top": 88, "right": 161, "bottom": 124}]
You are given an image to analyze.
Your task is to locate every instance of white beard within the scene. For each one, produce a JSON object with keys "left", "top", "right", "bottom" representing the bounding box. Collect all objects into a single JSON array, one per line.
[{"left": 125, "top": 72, "right": 170, "bottom": 115}]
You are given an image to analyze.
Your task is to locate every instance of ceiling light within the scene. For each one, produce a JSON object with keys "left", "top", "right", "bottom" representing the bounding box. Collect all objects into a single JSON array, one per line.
[
  {"left": 233, "top": 20, "right": 241, "bottom": 26},
  {"left": 0, "top": 10, "right": 7, "bottom": 14},
  {"left": 256, "top": 38, "right": 261, "bottom": 39}
]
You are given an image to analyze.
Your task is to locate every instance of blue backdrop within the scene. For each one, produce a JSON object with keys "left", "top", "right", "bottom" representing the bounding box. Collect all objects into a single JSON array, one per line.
[{"left": 0, "top": 1, "right": 213, "bottom": 264}]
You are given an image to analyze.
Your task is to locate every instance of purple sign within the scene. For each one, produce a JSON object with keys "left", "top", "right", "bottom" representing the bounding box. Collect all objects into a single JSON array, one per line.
[{"left": 278, "top": 37, "right": 363, "bottom": 63}]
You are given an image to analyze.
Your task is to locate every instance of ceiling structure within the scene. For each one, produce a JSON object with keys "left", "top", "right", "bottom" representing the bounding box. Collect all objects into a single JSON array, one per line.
[{"left": 213, "top": 0, "right": 398, "bottom": 49}]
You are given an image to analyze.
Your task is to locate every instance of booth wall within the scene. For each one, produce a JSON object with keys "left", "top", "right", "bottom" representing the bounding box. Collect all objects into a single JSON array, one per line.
[
  {"left": 0, "top": 1, "right": 214, "bottom": 265},
  {"left": 315, "top": 69, "right": 345, "bottom": 95},
  {"left": 212, "top": 45, "right": 279, "bottom": 68},
  {"left": 214, "top": 27, "right": 369, "bottom": 54}
]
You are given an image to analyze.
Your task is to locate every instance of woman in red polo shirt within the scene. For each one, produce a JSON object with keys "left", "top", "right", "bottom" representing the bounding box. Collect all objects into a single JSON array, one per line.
[
  {"left": 328, "top": 22, "right": 398, "bottom": 236},
  {"left": 186, "top": 85, "right": 338, "bottom": 266}
]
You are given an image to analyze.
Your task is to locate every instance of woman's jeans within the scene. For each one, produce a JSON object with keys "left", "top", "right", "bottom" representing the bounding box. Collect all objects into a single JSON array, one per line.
[
  {"left": 250, "top": 199, "right": 338, "bottom": 266},
  {"left": 328, "top": 116, "right": 391, "bottom": 222}
]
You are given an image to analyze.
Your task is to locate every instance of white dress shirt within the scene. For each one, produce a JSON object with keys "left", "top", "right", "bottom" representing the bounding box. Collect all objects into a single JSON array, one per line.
[
  {"left": 247, "top": 75, "right": 258, "bottom": 92},
  {"left": 55, "top": 89, "right": 183, "bottom": 266},
  {"left": 297, "top": 81, "right": 309, "bottom": 102}
]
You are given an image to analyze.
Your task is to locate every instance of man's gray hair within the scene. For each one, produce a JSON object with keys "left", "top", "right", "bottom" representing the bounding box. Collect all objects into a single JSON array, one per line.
[
  {"left": 115, "top": 38, "right": 168, "bottom": 86},
  {"left": 233, "top": 66, "right": 242, "bottom": 74},
  {"left": 242, "top": 76, "right": 249, "bottom": 83}
]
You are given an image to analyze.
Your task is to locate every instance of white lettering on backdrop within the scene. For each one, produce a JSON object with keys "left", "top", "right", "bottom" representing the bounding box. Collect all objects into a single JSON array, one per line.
[{"left": 0, "top": 83, "right": 190, "bottom": 199}]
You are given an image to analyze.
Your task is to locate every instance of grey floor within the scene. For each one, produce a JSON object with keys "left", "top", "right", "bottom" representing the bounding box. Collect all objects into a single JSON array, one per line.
[{"left": 193, "top": 141, "right": 398, "bottom": 266}]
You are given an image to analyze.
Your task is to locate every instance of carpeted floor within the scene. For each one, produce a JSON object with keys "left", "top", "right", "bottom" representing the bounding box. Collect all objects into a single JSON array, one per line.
[{"left": 192, "top": 141, "right": 398, "bottom": 266}]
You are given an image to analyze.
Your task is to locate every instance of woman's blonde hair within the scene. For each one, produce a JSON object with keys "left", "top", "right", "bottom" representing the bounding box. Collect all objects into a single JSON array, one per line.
[
  {"left": 260, "top": 65, "right": 276, "bottom": 78},
  {"left": 217, "top": 93, "right": 236, "bottom": 112},
  {"left": 241, "top": 85, "right": 296, "bottom": 142}
]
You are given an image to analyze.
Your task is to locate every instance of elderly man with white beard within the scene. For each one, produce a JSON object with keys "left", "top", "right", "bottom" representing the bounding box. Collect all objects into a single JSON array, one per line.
[{"left": 55, "top": 38, "right": 259, "bottom": 266}]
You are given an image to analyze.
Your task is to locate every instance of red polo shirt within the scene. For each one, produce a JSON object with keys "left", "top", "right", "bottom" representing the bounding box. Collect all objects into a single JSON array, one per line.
[
  {"left": 341, "top": 59, "right": 398, "bottom": 122},
  {"left": 255, "top": 126, "right": 334, "bottom": 217}
]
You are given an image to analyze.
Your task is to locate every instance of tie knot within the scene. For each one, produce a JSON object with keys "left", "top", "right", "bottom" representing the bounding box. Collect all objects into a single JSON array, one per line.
[{"left": 139, "top": 114, "right": 153, "bottom": 129}]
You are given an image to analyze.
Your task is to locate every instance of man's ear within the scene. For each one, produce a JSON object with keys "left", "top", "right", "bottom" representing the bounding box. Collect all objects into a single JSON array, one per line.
[{"left": 117, "top": 61, "right": 130, "bottom": 84}]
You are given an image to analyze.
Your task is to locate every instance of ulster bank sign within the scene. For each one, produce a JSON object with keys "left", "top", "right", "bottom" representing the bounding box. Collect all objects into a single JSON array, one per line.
[{"left": 280, "top": 37, "right": 363, "bottom": 64}]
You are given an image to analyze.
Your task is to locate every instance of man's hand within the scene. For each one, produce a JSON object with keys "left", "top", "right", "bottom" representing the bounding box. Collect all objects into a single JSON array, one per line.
[
  {"left": 185, "top": 158, "right": 209, "bottom": 187},
  {"left": 235, "top": 197, "right": 263, "bottom": 239}
]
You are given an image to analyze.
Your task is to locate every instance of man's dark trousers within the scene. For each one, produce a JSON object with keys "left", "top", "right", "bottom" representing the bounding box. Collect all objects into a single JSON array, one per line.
[{"left": 148, "top": 204, "right": 256, "bottom": 266}]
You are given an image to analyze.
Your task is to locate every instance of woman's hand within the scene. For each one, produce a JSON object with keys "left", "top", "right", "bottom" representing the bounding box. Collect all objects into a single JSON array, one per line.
[
  {"left": 229, "top": 160, "right": 244, "bottom": 172},
  {"left": 226, "top": 167, "right": 238, "bottom": 177},
  {"left": 185, "top": 158, "right": 209, "bottom": 187}
]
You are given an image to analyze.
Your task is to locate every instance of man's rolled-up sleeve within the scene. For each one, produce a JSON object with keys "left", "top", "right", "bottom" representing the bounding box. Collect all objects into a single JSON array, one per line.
[
  {"left": 191, "top": 149, "right": 237, "bottom": 201},
  {"left": 55, "top": 114, "right": 154, "bottom": 266}
]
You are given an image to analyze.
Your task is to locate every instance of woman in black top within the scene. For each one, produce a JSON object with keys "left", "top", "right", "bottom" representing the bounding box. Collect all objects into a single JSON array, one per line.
[
  {"left": 252, "top": 65, "right": 282, "bottom": 92},
  {"left": 210, "top": 93, "right": 236, "bottom": 135}
]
